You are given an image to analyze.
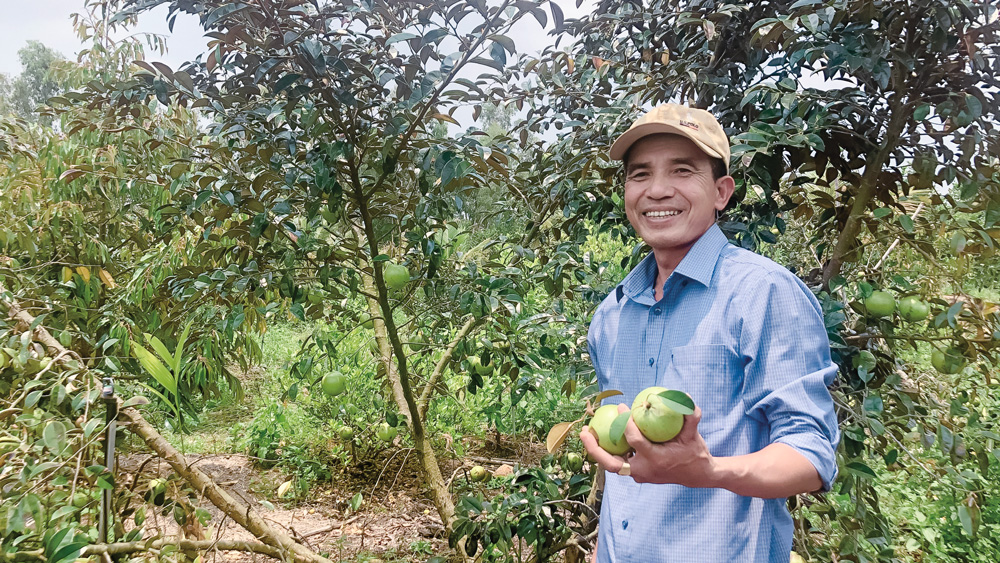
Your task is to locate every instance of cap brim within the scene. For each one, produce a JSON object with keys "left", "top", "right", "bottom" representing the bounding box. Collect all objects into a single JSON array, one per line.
[{"left": 609, "top": 123, "right": 725, "bottom": 162}]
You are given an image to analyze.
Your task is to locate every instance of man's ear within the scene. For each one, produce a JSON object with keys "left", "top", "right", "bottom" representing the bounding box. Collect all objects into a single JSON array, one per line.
[{"left": 715, "top": 175, "right": 736, "bottom": 210}]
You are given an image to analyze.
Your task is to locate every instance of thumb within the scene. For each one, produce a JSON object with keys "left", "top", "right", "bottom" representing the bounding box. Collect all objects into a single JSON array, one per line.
[{"left": 676, "top": 405, "right": 703, "bottom": 441}]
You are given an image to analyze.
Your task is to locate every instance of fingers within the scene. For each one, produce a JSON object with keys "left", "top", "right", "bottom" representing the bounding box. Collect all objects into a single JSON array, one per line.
[{"left": 580, "top": 426, "right": 628, "bottom": 473}]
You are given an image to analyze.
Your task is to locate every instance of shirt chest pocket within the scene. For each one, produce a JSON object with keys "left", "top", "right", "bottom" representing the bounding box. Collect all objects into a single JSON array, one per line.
[{"left": 665, "top": 344, "right": 743, "bottom": 436}]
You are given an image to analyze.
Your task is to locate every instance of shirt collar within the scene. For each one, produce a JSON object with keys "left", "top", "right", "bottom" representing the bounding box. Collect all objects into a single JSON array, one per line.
[{"left": 616, "top": 224, "right": 729, "bottom": 302}]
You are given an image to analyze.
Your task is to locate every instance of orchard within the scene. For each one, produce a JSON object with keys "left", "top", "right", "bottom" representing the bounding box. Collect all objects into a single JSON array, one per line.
[{"left": 1, "top": 1, "right": 999, "bottom": 562}]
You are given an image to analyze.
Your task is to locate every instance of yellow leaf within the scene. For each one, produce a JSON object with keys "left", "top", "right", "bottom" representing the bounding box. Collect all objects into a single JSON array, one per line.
[
  {"left": 76, "top": 266, "right": 91, "bottom": 283},
  {"left": 277, "top": 480, "right": 293, "bottom": 498},
  {"left": 97, "top": 268, "right": 117, "bottom": 289},
  {"left": 60, "top": 267, "right": 73, "bottom": 283},
  {"left": 545, "top": 421, "right": 577, "bottom": 453}
]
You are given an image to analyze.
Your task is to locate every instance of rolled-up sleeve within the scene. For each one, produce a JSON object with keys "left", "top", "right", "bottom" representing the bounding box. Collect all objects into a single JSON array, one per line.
[{"left": 740, "top": 270, "right": 840, "bottom": 491}]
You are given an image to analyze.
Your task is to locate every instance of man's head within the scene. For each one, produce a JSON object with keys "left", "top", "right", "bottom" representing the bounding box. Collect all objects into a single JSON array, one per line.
[
  {"left": 610, "top": 104, "right": 730, "bottom": 175},
  {"left": 610, "top": 104, "right": 735, "bottom": 264}
]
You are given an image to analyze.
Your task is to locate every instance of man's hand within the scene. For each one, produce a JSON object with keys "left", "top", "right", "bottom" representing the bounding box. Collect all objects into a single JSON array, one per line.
[
  {"left": 580, "top": 404, "right": 825, "bottom": 498},
  {"left": 580, "top": 403, "right": 718, "bottom": 487}
]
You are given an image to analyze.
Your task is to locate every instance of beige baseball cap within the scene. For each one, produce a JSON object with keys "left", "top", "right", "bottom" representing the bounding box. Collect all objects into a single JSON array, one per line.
[{"left": 609, "top": 103, "right": 730, "bottom": 168}]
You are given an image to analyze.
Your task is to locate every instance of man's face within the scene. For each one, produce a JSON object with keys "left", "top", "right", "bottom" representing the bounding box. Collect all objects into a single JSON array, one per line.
[{"left": 623, "top": 134, "right": 734, "bottom": 261}]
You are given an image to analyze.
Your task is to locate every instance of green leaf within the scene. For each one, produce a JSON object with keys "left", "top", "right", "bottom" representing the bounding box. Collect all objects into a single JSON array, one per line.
[
  {"left": 609, "top": 410, "right": 630, "bottom": 444},
  {"left": 846, "top": 461, "right": 877, "bottom": 479},
  {"left": 898, "top": 215, "right": 914, "bottom": 234},
  {"left": 42, "top": 421, "right": 68, "bottom": 454},
  {"left": 913, "top": 103, "right": 930, "bottom": 121},
  {"left": 145, "top": 334, "right": 174, "bottom": 368},
  {"left": 131, "top": 341, "right": 177, "bottom": 395},
  {"left": 655, "top": 390, "right": 695, "bottom": 415}
]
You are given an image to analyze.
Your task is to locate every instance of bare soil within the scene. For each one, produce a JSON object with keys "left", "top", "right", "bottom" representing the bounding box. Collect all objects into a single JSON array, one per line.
[{"left": 117, "top": 433, "right": 549, "bottom": 563}]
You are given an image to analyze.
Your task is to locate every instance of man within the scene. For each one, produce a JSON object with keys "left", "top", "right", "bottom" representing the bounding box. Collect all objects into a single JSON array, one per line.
[{"left": 579, "top": 104, "right": 840, "bottom": 562}]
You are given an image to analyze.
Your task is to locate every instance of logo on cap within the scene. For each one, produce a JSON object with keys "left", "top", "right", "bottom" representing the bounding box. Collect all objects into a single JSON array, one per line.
[{"left": 678, "top": 120, "right": 700, "bottom": 130}]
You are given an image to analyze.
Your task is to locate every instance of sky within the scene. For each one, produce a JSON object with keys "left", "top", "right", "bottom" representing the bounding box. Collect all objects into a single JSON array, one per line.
[{"left": 0, "top": 0, "right": 593, "bottom": 79}]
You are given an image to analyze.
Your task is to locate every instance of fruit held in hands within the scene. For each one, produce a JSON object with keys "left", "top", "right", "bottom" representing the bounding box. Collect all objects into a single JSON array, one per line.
[
  {"left": 470, "top": 465, "right": 489, "bottom": 482},
  {"left": 865, "top": 291, "right": 895, "bottom": 318},
  {"left": 631, "top": 386, "right": 684, "bottom": 442},
  {"left": 321, "top": 372, "right": 347, "bottom": 396},
  {"left": 587, "top": 404, "right": 631, "bottom": 455},
  {"left": 897, "top": 295, "right": 930, "bottom": 322},
  {"left": 384, "top": 263, "right": 410, "bottom": 290}
]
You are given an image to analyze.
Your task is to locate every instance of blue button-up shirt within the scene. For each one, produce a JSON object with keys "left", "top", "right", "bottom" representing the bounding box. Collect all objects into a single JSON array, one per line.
[{"left": 588, "top": 225, "right": 840, "bottom": 562}]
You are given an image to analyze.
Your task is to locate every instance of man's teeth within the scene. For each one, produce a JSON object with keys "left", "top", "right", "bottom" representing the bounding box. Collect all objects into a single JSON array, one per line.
[{"left": 644, "top": 210, "right": 680, "bottom": 217}]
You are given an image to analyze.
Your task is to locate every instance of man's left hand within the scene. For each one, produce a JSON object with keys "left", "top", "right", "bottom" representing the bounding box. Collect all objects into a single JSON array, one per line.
[
  {"left": 580, "top": 404, "right": 721, "bottom": 488},
  {"left": 623, "top": 405, "right": 719, "bottom": 487}
]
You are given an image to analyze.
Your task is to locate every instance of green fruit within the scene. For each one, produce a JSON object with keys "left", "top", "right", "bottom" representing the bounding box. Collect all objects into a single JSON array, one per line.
[
  {"left": 321, "top": 372, "right": 347, "bottom": 397},
  {"left": 376, "top": 422, "right": 397, "bottom": 443},
  {"left": 631, "top": 386, "right": 684, "bottom": 443},
  {"left": 408, "top": 333, "right": 428, "bottom": 351},
  {"left": 469, "top": 465, "right": 489, "bottom": 482},
  {"left": 587, "top": 404, "right": 631, "bottom": 455},
  {"left": 931, "top": 347, "right": 966, "bottom": 374},
  {"left": 865, "top": 291, "right": 896, "bottom": 318},
  {"left": 897, "top": 296, "right": 930, "bottom": 322},
  {"left": 72, "top": 491, "right": 91, "bottom": 508},
  {"left": 338, "top": 427, "right": 354, "bottom": 441},
  {"left": 471, "top": 357, "right": 493, "bottom": 376},
  {"left": 384, "top": 263, "right": 410, "bottom": 290},
  {"left": 360, "top": 314, "right": 375, "bottom": 330},
  {"left": 565, "top": 452, "right": 584, "bottom": 473}
]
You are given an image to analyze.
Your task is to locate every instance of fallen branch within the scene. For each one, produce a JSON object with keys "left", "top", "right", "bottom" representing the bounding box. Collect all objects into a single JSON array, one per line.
[{"left": 81, "top": 539, "right": 282, "bottom": 558}]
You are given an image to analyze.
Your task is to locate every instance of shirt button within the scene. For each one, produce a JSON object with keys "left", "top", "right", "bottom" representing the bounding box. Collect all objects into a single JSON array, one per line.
[
  {"left": 622, "top": 520, "right": 628, "bottom": 530},
  {"left": 653, "top": 307, "right": 661, "bottom": 315},
  {"left": 648, "top": 358, "right": 654, "bottom": 366}
]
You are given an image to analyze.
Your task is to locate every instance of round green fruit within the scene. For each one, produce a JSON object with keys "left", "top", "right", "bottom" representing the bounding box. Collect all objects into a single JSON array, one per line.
[
  {"left": 897, "top": 296, "right": 930, "bottom": 323},
  {"left": 72, "top": 491, "right": 92, "bottom": 508},
  {"left": 338, "top": 427, "right": 354, "bottom": 441},
  {"left": 631, "top": 386, "right": 684, "bottom": 442},
  {"left": 931, "top": 347, "right": 966, "bottom": 374},
  {"left": 360, "top": 314, "right": 375, "bottom": 330},
  {"left": 376, "top": 422, "right": 397, "bottom": 443},
  {"left": 408, "top": 333, "right": 428, "bottom": 351},
  {"left": 565, "top": 452, "right": 584, "bottom": 473},
  {"left": 587, "top": 404, "right": 631, "bottom": 456},
  {"left": 383, "top": 263, "right": 410, "bottom": 290},
  {"left": 321, "top": 372, "right": 347, "bottom": 397},
  {"left": 469, "top": 465, "right": 489, "bottom": 482},
  {"left": 865, "top": 291, "right": 896, "bottom": 318}
]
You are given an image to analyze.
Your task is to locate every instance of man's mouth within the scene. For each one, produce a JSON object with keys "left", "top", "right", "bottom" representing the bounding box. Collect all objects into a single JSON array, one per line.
[{"left": 643, "top": 210, "right": 681, "bottom": 218}]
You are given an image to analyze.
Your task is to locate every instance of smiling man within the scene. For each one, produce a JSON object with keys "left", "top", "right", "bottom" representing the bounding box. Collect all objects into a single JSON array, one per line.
[{"left": 580, "top": 104, "right": 840, "bottom": 562}]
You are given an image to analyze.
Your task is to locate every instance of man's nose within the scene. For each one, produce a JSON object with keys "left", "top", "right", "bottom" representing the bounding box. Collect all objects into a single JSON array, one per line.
[{"left": 647, "top": 174, "right": 675, "bottom": 197}]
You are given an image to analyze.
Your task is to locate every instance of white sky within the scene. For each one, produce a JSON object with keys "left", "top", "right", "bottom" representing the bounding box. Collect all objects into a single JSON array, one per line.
[{"left": 1, "top": 0, "right": 593, "bottom": 78}]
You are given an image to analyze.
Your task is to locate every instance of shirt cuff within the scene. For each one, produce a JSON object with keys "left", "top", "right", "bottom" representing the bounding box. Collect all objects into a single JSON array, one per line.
[{"left": 774, "top": 434, "right": 839, "bottom": 492}]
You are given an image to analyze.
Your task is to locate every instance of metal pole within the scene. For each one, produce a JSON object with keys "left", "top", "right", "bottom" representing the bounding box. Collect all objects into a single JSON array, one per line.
[{"left": 99, "top": 377, "right": 117, "bottom": 543}]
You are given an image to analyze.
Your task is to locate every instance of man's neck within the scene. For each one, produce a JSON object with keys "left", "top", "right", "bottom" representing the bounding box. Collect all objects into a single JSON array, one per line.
[{"left": 652, "top": 250, "right": 687, "bottom": 301}]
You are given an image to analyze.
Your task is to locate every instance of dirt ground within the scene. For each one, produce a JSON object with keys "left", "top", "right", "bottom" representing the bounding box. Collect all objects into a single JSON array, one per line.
[{"left": 116, "top": 435, "right": 549, "bottom": 563}]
